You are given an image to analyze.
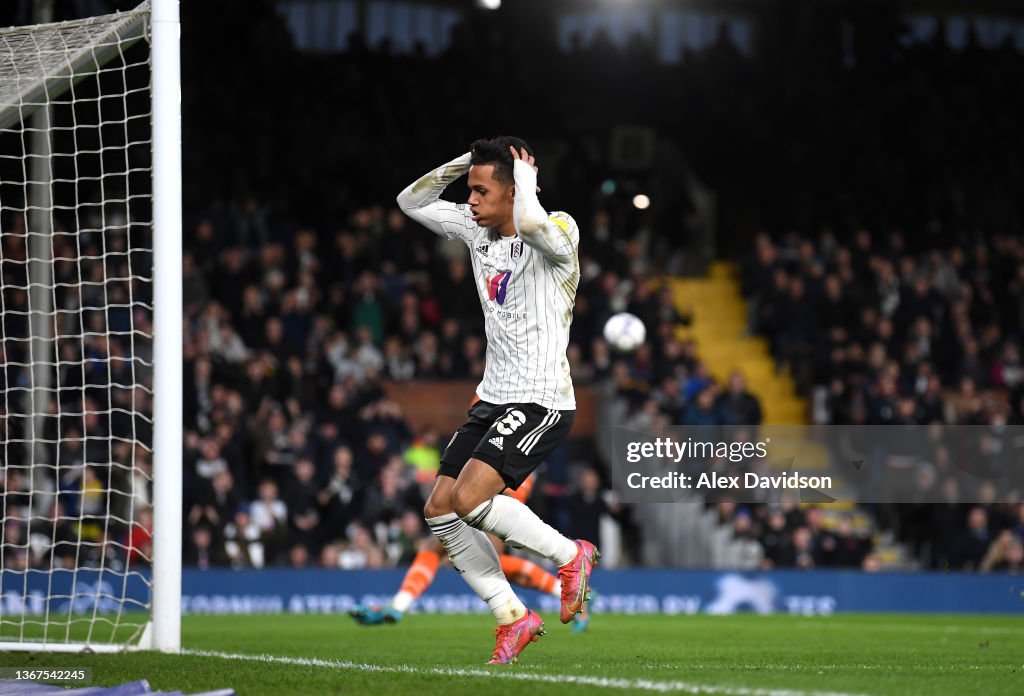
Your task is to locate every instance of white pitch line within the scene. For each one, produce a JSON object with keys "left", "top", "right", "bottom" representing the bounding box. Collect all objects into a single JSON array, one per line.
[{"left": 182, "top": 648, "right": 869, "bottom": 696}]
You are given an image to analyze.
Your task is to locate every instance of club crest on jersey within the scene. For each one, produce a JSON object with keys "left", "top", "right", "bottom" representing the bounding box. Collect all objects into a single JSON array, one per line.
[
  {"left": 511, "top": 241, "right": 523, "bottom": 260},
  {"left": 486, "top": 271, "right": 511, "bottom": 305}
]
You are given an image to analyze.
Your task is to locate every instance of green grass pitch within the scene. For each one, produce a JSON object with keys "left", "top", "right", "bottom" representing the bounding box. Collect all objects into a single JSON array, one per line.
[{"left": 0, "top": 613, "right": 1021, "bottom": 695}]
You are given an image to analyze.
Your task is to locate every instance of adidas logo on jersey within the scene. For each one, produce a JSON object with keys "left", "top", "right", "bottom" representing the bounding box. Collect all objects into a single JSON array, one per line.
[
  {"left": 489, "top": 436, "right": 504, "bottom": 450},
  {"left": 475, "top": 244, "right": 490, "bottom": 256}
]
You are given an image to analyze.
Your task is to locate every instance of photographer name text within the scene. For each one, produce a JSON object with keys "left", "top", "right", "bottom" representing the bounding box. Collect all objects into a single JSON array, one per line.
[{"left": 625, "top": 471, "right": 833, "bottom": 490}]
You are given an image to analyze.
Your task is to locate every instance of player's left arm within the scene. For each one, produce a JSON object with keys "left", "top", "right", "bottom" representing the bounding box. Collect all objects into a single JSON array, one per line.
[{"left": 510, "top": 148, "right": 577, "bottom": 266}]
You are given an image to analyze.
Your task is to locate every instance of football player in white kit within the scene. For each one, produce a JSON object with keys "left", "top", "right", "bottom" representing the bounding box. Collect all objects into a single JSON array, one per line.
[{"left": 396, "top": 137, "right": 599, "bottom": 664}]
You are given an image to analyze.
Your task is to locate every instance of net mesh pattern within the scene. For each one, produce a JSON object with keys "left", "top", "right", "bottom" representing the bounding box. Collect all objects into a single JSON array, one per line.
[{"left": 0, "top": 2, "right": 154, "bottom": 648}]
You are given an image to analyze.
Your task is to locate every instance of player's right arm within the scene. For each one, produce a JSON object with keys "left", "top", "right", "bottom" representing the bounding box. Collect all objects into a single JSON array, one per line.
[{"left": 396, "top": 153, "right": 476, "bottom": 243}]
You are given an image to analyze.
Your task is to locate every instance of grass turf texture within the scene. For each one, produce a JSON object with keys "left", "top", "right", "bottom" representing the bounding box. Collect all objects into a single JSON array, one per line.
[{"left": 0, "top": 613, "right": 1021, "bottom": 695}]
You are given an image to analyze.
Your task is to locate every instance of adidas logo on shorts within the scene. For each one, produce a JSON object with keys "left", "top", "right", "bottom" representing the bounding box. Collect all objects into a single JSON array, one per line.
[{"left": 489, "top": 436, "right": 504, "bottom": 450}]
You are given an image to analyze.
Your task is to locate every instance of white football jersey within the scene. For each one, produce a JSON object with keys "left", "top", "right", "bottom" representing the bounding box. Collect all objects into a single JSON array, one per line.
[{"left": 397, "top": 153, "right": 580, "bottom": 410}]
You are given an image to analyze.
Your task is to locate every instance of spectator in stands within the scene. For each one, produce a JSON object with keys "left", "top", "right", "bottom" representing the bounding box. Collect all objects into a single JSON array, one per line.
[
  {"left": 337, "top": 524, "right": 385, "bottom": 569},
  {"left": 567, "top": 467, "right": 621, "bottom": 546},
  {"left": 316, "top": 385, "right": 359, "bottom": 449},
  {"left": 926, "top": 477, "right": 966, "bottom": 569},
  {"left": 320, "top": 543, "right": 342, "bottom": 569},
  {"left": 403, "top": 426, "right": 441, "bottom": 475},
  {"left": 731, "top": 511, "right": 764, "bottom": 570},
  {"left": 27, "top": 501, "right": 78, "bottom": 570},
  {"left": 250, "top": 479, "right": 288, "bottom": 564},
  {"left": 285, "top": 458, "right": 322, "bottom": 553},
  {"left": 126, "top": 506, "right": 154, "bottom": 568},
  {"left": 223, "top": 505, "right": 265, "bottom": 569},
  {"left": 818, "top": 516, "right": 872, "bottom": 568},
  {"left": 682, "top": 385, "right": 725, "bottom": 426},
  {"left": 79, "top": 466, "right": 107, "bottom": 541},
  {"left": 980, "top": 530, "right": 1024, "bottom": 573},
  {"left": 389, "top": 510, "right": 427, "bottom": 565},
  {"left": 79, "top": 528, "right": 125, "bottom": 573},
  {"left": 189, "top": 469, "right": 240, "bottom": 535},
  {"left": 184, "top": 524, "right": 222, "bottom": 569},
  {"left": 318, "top": 445, "right": 362, "bottom": 535},
  {"left": 759, "top": 508, "right": 794, "bottom": 569},
  {"left": 2, "top": 471, "right": 32, "bottom": 514},
  {"left": 194, "top": 438, "right": 229, "bottom": 482},
  {"left": 287, "top": 542, "right": 313, "bottom": 569},
  {"left": 949, "top": 507, "right": 992, "bottom": 571},
  {"left": 361, "top": 458, "right": 420, "bottom": 532},
  {"left": 789, "top": 527, "right": 817, "bottom": 570},
  {"left": 716, "top": 372, "right": 763, "bottom": 425},
  {"left": 255, "top": 405, "right": 299, "bottom": 485}
]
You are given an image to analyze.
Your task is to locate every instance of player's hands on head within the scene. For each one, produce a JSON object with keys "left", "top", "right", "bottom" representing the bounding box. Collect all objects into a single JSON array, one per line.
[
  {"left": 510, "top": 146, "right": 541, "bottom": 192},
  {"left": 509, "top": 146, "right": 536, "bottom": 171}
]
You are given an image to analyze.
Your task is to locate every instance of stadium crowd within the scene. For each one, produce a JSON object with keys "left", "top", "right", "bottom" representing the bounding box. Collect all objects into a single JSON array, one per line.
[
  {"left": 740, "top": 228, "right": 1024, "bottom": 570},
  {"left": 1, "top": 1, "right": 1023, "bottom": 575}
]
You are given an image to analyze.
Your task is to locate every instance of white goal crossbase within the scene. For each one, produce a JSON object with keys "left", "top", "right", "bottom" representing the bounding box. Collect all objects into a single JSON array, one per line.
[{"left": 0, "top": 0, "right": 181, "bottom": 653}]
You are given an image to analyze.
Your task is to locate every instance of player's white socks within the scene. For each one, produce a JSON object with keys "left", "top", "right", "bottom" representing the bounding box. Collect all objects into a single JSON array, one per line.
[
  {"left": 391, "top": 591, "right": 415, "bottom": 613},
  {"left": 462, "top": 495, "right": 579, "bottom": 567},
  {"left": 426, "top": 512, "right": 526, "bottom": 625},
  {"left": 492, "top": 597, "right": 528, "bottom": 625}
]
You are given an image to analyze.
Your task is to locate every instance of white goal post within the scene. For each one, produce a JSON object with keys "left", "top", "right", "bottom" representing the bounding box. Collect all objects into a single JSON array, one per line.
[{"left": 0, "top": 0, "right": 181, "bottom": 652}]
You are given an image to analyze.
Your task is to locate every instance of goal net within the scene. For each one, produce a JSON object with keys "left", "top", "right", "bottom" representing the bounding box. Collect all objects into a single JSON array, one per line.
[{"left": 0, "top": 0, "right": 180, "bottom": 653}]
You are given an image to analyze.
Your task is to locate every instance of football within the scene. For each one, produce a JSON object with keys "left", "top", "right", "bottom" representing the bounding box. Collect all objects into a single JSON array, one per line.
[{"left": 603, "top": 312, "right": 646, "bottom": 352}]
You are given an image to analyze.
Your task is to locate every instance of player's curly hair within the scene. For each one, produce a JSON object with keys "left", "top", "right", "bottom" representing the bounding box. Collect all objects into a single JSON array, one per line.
[{"left": 469, "top": 136, "right": 533, "bottom": 185}]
